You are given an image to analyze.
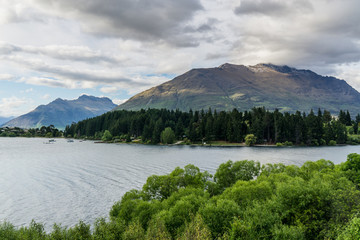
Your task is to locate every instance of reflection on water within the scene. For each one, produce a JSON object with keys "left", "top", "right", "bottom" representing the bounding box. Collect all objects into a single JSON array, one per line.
[{"left": 0, "top": 137, "right": 359, "bottom": 230}]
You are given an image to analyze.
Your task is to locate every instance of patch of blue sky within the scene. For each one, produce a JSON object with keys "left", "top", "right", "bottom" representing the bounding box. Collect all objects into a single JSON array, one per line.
[{"left": 145, "top": 73, "right": 176, "bottom": 79}]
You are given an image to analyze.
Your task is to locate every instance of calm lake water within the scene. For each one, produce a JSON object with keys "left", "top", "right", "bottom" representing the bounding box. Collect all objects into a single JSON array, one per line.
[{"left": 0, "top": 137, "right": 359, "bottom": 230}]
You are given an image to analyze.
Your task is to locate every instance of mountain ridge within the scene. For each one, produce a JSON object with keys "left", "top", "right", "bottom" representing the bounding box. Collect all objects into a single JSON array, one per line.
[
  {"left": 115, "top": 63, "right": 360, "bottom": 115},
  {"left": 0, "top": 116, "right": 14, "bottom": 126},
  {"left": 3, "top": 95, "right": 117, "bottom": 129}
]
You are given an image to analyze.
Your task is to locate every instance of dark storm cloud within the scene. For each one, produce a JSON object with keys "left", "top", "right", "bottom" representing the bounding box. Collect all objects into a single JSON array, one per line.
[
  {"left": 183, "top": 18, "right": 218, "bottom": 33},
  {"left": 231, "top": 0, "right": 360, "bottom": 72},
  {"left": 34, "top": 0, "right": 204, "bottom": 47}
]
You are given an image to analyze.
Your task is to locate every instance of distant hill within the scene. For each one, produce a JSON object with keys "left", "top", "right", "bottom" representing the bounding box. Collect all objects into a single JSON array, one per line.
[
  {"left": 115, "top": 63, "right": 360, "bottom": 115},
  {"left": 3, "top": 95, "right": 117, "bottom": 129},
  {"left": 0, "top": 116, "right": 14, "bottom": 125}
]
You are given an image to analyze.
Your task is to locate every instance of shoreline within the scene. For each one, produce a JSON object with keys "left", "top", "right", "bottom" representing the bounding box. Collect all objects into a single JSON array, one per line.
[
  {"left": 96, "top": 139, "right": 353, "bottom": 148},
  {"left": 0, "top": 136, "right": 354, "bottom": 148}
]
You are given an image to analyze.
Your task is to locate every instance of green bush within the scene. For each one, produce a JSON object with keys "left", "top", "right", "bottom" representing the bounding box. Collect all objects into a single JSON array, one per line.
[
  {"left": 160, "top": 127, "right": 176, "bottom": 144},
  {"left": 102, "top": 130, "right": 113, "bottom": 142},
  {"left": 245, "top": 134, "right": 257, "bottom": 146},
  {"left": 337, "top": 217, "right": 360, "bottom": 240},
  {"left": 214, "top": 160, "right": 261, "bottom": 191}
]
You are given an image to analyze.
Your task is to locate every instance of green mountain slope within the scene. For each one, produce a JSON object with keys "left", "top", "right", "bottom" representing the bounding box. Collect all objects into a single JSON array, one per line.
[{"left": 115, "top": 63, "right": 360, "bottom": 114}]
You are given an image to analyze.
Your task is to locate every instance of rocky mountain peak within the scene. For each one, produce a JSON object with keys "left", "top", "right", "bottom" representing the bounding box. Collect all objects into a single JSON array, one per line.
[{"left": 115, "top": 63, "right": 360, "bottom": 115}]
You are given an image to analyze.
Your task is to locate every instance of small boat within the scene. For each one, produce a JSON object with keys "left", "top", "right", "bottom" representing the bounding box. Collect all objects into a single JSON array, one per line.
[
  {"left": 49, "top": 139, "right": 56, "bottom": 143},
  {"left": 67, "top": 139, "right": 74, "bottom": 143}
]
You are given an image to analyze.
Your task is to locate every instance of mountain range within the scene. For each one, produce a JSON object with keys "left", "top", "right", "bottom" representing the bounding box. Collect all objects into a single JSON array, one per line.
[
  {"left": 115, "top": 63, "right": 360, "bottom": 115},
  {"left": 0, "top": 116, "right": 14, "bottom": 126},
  {"left": 2, "top": 95, "right": 117, "bottom": 129},
  {"left": 3, "top": 63, "right": 360, "bottom": 130}
]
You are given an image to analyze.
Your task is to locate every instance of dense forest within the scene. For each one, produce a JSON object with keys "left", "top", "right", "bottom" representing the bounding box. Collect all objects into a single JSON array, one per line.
[
  {"left": 65, "top": 108, "right": 360, "bottom": 146},
  {"left": 3, "top": 154, "right": 360, "bottom": 239}
]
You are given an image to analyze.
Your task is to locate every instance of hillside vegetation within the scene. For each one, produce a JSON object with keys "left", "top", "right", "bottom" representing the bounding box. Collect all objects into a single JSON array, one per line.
[{"left": 3, "top": 154, "right": 360, "bottom": 239}]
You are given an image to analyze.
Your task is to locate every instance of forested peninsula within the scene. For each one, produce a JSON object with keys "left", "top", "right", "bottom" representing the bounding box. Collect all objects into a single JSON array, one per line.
[
  {"left": 2, "top": 154, "right": 360, "bottom": 239},
  {"left": 65, "top": 108, "right": 360, "bottom": 146}
]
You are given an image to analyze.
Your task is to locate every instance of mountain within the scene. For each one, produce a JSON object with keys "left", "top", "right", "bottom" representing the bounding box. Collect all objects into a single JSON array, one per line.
[
  {"left": 3, "top": 95, "right": 117, "bottom": 129},
  {"left": 0, "top": 116, "right": 14, "bottom": 125},
  {"left": 115, "top": 63, "right": 360, "bottom": 115}
]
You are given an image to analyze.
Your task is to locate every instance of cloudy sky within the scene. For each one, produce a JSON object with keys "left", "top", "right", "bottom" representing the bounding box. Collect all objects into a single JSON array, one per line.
[{"left": 0, "top": 0, "right": 360, "bottom": 117}]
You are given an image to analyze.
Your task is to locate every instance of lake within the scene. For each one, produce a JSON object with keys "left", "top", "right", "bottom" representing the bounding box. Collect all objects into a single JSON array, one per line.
[{"left": 0, "top": 137, "right": 359, "bottom": 231}]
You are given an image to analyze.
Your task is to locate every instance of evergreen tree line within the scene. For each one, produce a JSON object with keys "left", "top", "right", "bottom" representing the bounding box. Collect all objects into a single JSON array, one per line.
[
  {"left": 3, "top": 154, "right": 360, "bottom": 239},
  {"left": 64, "top": 108, "right": 360, "bottom": 145}
]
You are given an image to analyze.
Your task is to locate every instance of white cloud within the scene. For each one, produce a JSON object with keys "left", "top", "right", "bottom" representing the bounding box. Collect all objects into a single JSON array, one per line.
[
  {"left": 19, "top": 76, "right": 75, "bottom": 89},
  {"left": 20, "top": 88, "right": 33, "bottom": 93},
  {"left": 112, "top": 99, "right": 128, "bottom": 105},
  {"left": 3, "top": 56, "right": 147, "bottom": 89},
  {"left": 0, "top": 73, "right": 13, "bottom": 80},
  {"left": 0, "top": 96, "right": 30, "bottom": 117},
  {"left": 42, "top": 94, "right": 51, "bottom": 99},
  {"left": 335, "top": 63, "right": 360, "bottom": 91},
  {"left": 0, "top": 42, "right": 123, "bottom": 64},
  {"left": 0, "top": 0, "right": 45, "bottom": 24},
  {"left": 100, "top": 86, "right": 118, "bottom": 94}
]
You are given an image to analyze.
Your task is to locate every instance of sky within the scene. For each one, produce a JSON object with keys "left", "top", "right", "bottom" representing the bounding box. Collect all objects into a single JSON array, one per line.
[{"left": 0, "top": 0, "right": 360, "bottom": 118}]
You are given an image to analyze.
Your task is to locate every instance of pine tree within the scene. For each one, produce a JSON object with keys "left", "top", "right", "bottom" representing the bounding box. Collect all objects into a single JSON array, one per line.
[{"left": 346, "top": 110, "right": 352, "bottom": 126}]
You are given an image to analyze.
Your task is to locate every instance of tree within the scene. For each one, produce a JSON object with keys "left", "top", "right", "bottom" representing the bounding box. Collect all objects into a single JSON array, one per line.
[
  {"left": 102, "top": 130, "right": 113, "bottom": 142},
  {"left": 145, "top": 216, "right": 171, "bottom": 240},
  {"left": 339, "top": 110, "right": 347, "bottom": 125},
  {"left": 152, "top": 118, "right": 163, "bottom": 144},
  {"left": 245, "top": 134, "right": 257, "bottom": 146},
  {"left": 68, "top": 221, "right": 92, "bottom": 240},
  {"left": 341, "top": 153, "right": 360, "bottom": 185},
  {"left": 122, "top": 221, "right": 145, "bottom": 240},
  {"left": 179, "top": 214, "right": 212, "bottom": 240},
  {"left": 337, "top": 217, "right": 360, "bottom": 240},
  {"left": 45, "top": 132, "right": 53, "bottom": 138},
  {"left": 353, "top": 122, "right": 358, "bottom": 134},
  {"left": 334, "top": 121, "right": 347, "bottom": 144},
  {"left": 160, "top": 127, "right": 176, "bottom": 144},
  {"left": 200, "top": 199, "right": 241, "bottom": 238},
  {"left": 214, "top": 160, "right": 261, "bottom": 191},
  {"left": 346, "top": 110, "right": 352, "bottom": 126},
  {"left": 323, "top": 110, "right": 332, "bottom": 123}
]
